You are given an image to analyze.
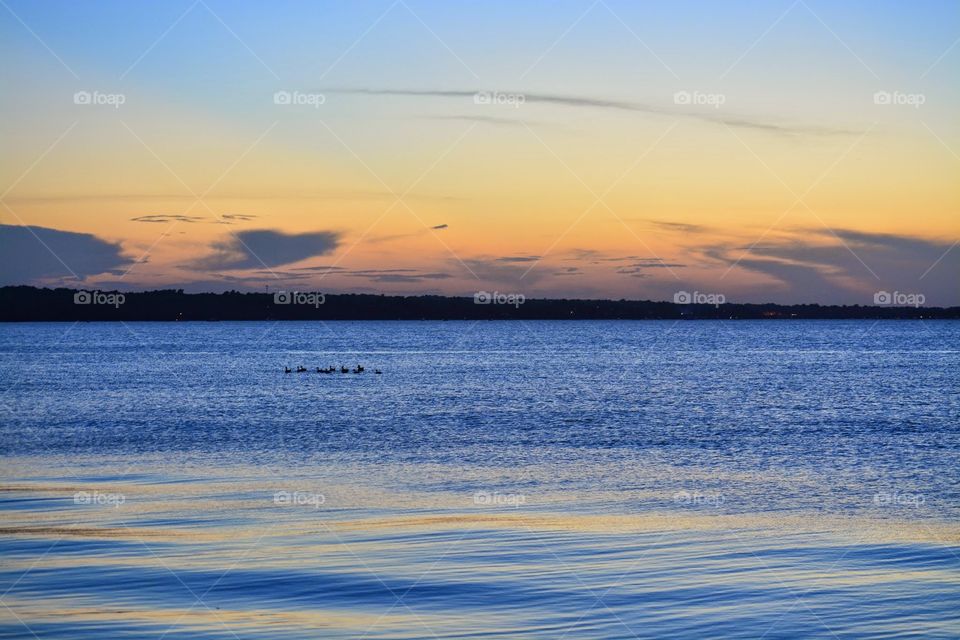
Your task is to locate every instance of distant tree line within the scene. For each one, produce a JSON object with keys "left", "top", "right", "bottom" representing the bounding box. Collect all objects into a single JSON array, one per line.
[{"left": 1, "top": 286, "right": 957, "bottom": 321}]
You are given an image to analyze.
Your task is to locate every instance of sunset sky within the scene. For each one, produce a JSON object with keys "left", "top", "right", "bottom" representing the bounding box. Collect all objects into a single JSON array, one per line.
[{"left": 1, "top": 0, "right": 958, "bottom": 304}]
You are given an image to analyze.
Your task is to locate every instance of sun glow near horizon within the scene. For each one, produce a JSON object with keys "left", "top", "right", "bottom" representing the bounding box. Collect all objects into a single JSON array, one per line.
[{"left": 1, "top": 0, "right": 958, "bottom": 304}]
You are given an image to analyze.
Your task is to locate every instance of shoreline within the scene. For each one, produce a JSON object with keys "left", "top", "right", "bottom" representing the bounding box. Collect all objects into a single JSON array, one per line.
[{"left": 3, "top": 286, "right": 958, "bottom": 321}]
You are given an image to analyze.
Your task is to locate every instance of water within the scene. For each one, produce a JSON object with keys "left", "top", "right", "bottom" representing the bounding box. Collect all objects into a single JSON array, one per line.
[{"left": 1, "top": 321, "right": 958, "bottom": 638}]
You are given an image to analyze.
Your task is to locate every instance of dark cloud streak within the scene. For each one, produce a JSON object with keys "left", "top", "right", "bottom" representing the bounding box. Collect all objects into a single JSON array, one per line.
[
  {"left": 192, "top": 229, "right": 341, "bottom": 270},
  {"left": 328, "top": 88, "right": 859, "bottom": 136}
]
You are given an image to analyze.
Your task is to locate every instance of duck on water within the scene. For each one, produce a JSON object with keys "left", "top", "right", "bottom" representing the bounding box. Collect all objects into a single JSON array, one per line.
[{"left": 286, "top": 364, "right": 378, "bottom": 374}]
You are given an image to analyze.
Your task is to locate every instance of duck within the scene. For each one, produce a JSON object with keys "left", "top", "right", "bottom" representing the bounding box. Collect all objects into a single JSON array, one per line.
[
  {"left": 340, "top": 366, "right": 349, "bottom": 374},
  {"left": 374, "top": 369, "right": 382, "bottom": 375},
  {"left": 356, "top": 364, "right": 365, "bottom": 372},
  {"left": 296, "top": 366, "right": 307, "bottom": 373},
  {"left": 284, "top": 367, "right": 292, "bottom": 373}
]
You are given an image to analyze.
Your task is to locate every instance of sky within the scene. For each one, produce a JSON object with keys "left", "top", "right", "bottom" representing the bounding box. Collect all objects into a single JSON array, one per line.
[{"left": 1, "top": 0, "right": 958, "bottom": 305}]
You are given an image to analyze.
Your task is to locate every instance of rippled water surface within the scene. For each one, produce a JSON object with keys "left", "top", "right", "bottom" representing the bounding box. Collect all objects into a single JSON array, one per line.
[{"left": 1, "top": 321, "right": 958, "bottom": 638}]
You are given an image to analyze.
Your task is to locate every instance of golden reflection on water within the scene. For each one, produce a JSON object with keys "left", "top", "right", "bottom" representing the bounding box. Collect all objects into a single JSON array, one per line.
[
  {"left": 2, "top": 477, "right": 959, "bottom": 546},
  {"left": 0, "top": 478, "right": 960, "bottom": 638},
  {"left": 3, "top": 457, "right": 959, "bottom": 639},
  {"left": 0, "top": 596, "right": 460, "bottom": 638}
]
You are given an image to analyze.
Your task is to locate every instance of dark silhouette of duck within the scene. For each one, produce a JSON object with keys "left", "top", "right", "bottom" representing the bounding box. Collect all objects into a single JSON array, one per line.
[{"left": 289, "top": 364, "right": 377, "bottom": 374}]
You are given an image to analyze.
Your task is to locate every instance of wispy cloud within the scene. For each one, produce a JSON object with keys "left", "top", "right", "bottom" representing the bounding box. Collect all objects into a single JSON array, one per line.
[
  {"left": 368, "top": 223, "right": 449, "bottom": 245},
  {"left": 131, "top": 214, "right": 206, "bottom": 224},
  {"left": 291, "top": 265, "right": 346, "bottom": 272},
  {"left": 616, "top": 259, "right": 686, "bottom": 275},
  {"left": 241, "top": 264, "right": 453, "bottom": 283},
  {"left": 495, "top": 255, "right": 541, "bottom": 263},
  {"left": 646, "top": 219, "right": 712, "bottom": 234},
  {"left": 341, "top": 268, "right": 452, "bottom": 283},
  {"left": 131, "top": 213, "right": 260, "bottom": 225},
  {"left": 565, "top": 249, "right": 677, "bottom": 265},
  {"left": 218, "top": 213, "right": 259, "bottom": 224},
  {"left": 328, "top": 88, "right": 859, "bottom": 136},
  {"left": 564, "top": 248, "right": 636, "bottom": 263}
]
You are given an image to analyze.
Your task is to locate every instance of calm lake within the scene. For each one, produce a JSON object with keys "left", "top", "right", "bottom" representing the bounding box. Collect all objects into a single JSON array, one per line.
[{"left": 1, "top": 321, "right": 958, "bottom": 638}]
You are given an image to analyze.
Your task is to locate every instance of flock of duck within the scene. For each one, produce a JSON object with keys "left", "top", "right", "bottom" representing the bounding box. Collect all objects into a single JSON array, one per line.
[{"left": 285, "top": 364, "right": 382, "bottom": 375}]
